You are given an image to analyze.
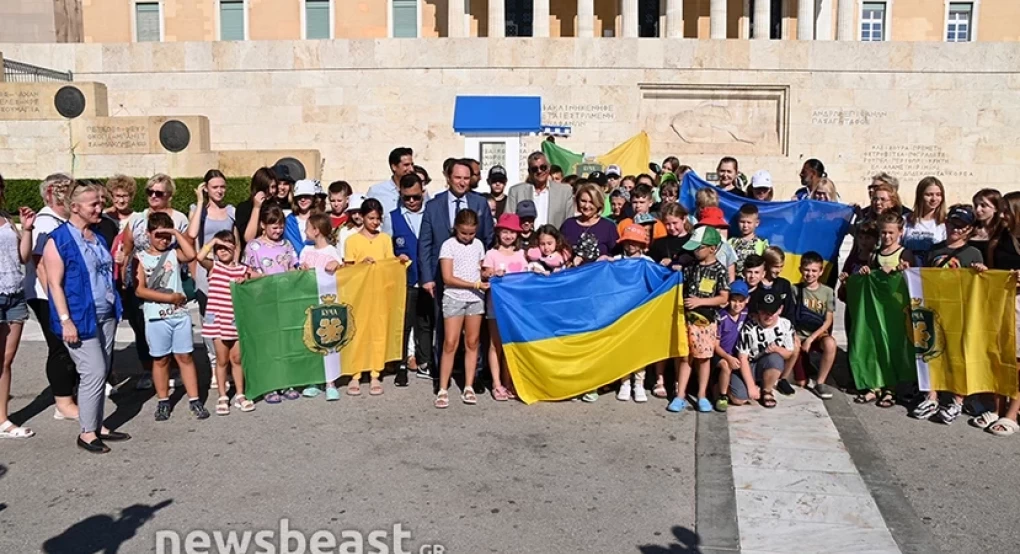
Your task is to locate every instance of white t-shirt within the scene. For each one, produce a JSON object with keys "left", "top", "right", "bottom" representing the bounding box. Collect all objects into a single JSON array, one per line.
[
  {"left": 335, "top": 226, "right": 359, "bottom": 260},
  {"left": 534, "top": 186, "right": 551, "bottom": 226},
  {"left": 737, "top": 317, "right": 795, "bottom": 361},
  {"left": 27, "top": 206, "right": 67, "bottom": 300},
  {"left": 299, "top": 244, "right": 342, "bottom": 271},
  {"left": 903, "top": 218, "right": 946, "bottom": 259},
  {"left": 439, "top": 237, "right": 485, "bottom": 302}
]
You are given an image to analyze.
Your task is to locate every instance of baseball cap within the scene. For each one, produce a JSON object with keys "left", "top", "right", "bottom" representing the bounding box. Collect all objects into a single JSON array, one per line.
[
  {"left": 660, "top": 172, "right": 679, "bottom": 185},
  {"left": 730, "top": 280, "right": 750, "bottom": 299},
  {"left": 620, "top": 224, "right": 649, "bottom": 245},
  {"left": 698, "top": 206, "right": 728, "bottom": 229},
  {"left": 294, "top": 179, "right": 319, "bottom": 198},
  {"left": 634, "top": 212, "right": 658, "bottom": 225},
  {"left": 752, "top": 289, "right": 783, "bottom": 315},
  {"left": 606, "top": 165, "right": 622, "bottom": 178},
  {"left": 683, "top": 225, "right": 723, "bottom": 251},
  {"left": 495, "top": 213, "right": 523, "bottom": 233},
  {"left": 947, "top": 204, "right": 976, "bottom": 225},
  {"left": 750, "top": 170, "right": 773, "bottom": 190},
  {"left": 488, "top": 165, "right": 508, "bottom": 183},
  {"left": 587, "top": 171, "right": 608, "bottom": 187},
  {"left": 346, "top": 193, "right": 365, "bottom": 212},
  {"left": 516, "top": 199, "right": 538, "bottom": 219},
  {"left": 272, "top": 163, "right": 295, "bottom": 183}
]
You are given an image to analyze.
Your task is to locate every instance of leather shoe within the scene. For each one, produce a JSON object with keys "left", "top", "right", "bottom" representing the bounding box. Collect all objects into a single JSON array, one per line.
[
  {"left": 394, "top": 369, "right": 409, "bottom": 387},
  {"left": 77, "top": 436, "right": 111, "bottom": 454},
  {"left": 99, "top": 430, "right": 132, "bottom": 442}
]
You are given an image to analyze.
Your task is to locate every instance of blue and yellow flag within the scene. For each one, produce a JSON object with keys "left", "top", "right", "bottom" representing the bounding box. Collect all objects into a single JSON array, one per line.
[
  {"left": 490, "top": 259, "right": 687, "bottom": 404},
  {"left": 680, "top": 173, "right": 854, "bottom": 282}
]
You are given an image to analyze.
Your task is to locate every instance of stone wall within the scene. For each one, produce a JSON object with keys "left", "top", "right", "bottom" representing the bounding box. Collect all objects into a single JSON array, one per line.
[{"left": 1, "top": 39, "right": 1019, "bottom": 203}]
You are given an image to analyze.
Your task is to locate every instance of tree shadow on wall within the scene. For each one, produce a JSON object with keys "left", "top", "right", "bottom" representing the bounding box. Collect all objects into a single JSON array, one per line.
[
  {"left": 42, "top": 499, "right": 173, "bottom": 554},
  {"left": 638, "top": 525, "right": 704, "bottom": 554}
]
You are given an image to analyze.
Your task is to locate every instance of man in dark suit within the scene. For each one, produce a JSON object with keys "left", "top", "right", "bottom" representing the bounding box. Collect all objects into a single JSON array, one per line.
[{"left": 418, "top": 159, "right": 494, "bottom": 387}]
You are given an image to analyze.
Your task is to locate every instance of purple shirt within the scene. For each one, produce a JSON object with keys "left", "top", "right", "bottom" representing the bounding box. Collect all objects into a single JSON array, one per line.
[
  {"left": 559, "top": 217, "right": 619, "bottom": 263},
  {"left": 243, "top": 237, "right": 298, "bottom": 276},
  {"left": 716, "top": 308, "right": 748, "bottom": 355}
]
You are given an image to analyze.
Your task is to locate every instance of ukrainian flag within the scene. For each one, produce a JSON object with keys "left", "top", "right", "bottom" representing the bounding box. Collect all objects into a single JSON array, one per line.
[
  {"left": 490, "top": 259, "right": 687, "bottom": 404},
  {"left": 680, "top": 173, "right": 854, "bottom": 282}
]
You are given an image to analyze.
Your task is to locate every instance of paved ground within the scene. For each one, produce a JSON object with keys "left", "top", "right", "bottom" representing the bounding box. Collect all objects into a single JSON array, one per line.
[{"left": 0, "top": 342, "right": 696, "bottom": 554}]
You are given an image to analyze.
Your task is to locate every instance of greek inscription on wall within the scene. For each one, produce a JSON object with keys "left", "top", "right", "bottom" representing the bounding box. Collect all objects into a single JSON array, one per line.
[
  {"left": 85, "top": 124, "right": 149, "bottom": 151},
  {"left": 0, "top": 90, "right": 42, "bottom": 116},
  {"left": 542, "top": 104, "right": 615, "bottom": 129},
  {"left": 811, "top": 109, "right": 888, "bottom": 126},
  {"left": 862, "top": 145, "right": 972, "bottom": 181}
]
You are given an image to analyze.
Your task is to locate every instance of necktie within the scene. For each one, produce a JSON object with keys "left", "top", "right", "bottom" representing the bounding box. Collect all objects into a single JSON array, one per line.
[{"left": 455, "top": 198, "right": 464, "bottom": 214}]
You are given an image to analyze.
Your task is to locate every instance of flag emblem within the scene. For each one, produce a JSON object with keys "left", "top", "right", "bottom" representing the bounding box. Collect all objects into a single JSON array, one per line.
[
  {"left": 303, "top": 295, "right": 356, "bottom": 355},
  {"left": 909, "top": 298, "right": 942, "bottom": 362}
]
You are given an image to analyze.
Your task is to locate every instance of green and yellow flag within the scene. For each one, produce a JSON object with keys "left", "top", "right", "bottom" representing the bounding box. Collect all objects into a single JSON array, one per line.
[{"left": 232, "top": 260, "right": 407, "bottom": 400}]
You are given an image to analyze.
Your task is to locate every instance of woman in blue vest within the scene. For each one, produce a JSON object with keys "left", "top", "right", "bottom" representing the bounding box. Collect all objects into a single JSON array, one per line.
[
  {"left": 390, "top": 173, "right": 433, "bottom": 385},
  {"left": 42, "top": 181, "right": 128, "bottom": 454}
]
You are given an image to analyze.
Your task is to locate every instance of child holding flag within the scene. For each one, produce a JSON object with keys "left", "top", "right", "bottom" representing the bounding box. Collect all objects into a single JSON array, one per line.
[
  {"left": 298, "top": 213, "right": 344, "bottom": 401},
  {"left": 670, "top": 225, "right": 730, "bottom": 413},
  {"left": 482, "top": 214, "right": 528, "bottom": 401},
  {"left": 614, "top": 225, "right": 654, "bottom": 403}
]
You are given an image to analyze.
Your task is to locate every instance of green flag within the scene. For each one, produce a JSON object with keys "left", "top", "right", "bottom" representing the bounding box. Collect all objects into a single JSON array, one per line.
[
  {"left": 541, "top": 141, "right": 583, "bottom": 175},
  {"left": 846, "top": 272, "right": 916, "bottom": 390}
]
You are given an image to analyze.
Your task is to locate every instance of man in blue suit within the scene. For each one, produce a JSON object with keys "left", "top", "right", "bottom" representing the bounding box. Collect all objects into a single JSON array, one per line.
[
  {"left": 418, "top": 159, "right": 494, "bottom": 387},
  {"left": 390, "top": 172, "right": 432, "bottom": 386}
]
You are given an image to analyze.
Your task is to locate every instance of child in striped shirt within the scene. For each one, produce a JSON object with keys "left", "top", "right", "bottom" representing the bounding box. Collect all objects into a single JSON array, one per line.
[{"left": 197, "top": 230, "right": 254, "bottom": 415}]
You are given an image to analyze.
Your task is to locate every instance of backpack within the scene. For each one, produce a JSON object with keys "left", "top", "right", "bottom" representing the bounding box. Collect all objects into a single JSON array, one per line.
[{"left": 794, "top": 284, "right": 827, "bottom": 334}]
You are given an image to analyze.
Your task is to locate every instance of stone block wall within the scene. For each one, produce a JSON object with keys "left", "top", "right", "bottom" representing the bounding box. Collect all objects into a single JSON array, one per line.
[{"left": 0, "top": 39, "right": 1018, "bottom": 204}]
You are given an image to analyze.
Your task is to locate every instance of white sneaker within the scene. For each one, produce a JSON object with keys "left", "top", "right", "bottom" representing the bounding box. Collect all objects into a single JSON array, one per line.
[
  {"left": 617, "top": 380, "right": 632, "bottom": 401},
  {"left": 633, "top": 385, "right": 648, "bottom": 403}
]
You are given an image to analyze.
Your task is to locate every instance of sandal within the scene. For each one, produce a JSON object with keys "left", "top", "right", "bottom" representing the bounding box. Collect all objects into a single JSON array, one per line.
[
  {"left": 854, "top": 390, "right": 878, "bottom": 404},
  {"left": 215, "top": 396, "right": 230, "bottom": 416},
  {"left": 282, "top": 389, "right": 301, "bottom": 400},
  {"left": 760, "top": 390, "right": 777, "bottom": 409},
  {"left": 0, "top": 420, "right": 35, "bottom": 439},
  {"left": 989, "top": 417, "right": 1019, "bottom": 437},
  {"left": 492, "top": 386, "right": 510, "bottom": 402},
  {"left": 461, "top": 387, "right": 478, "bottom": 405},
  {"left": 652, "top": 380, "right": 668, "bottom": 399},
  {"left": 234, "top": 395, "right": 255, "bottom": 412},
  {"left": 434, "top": 390, "right": 450, "bottom": 409},
  {"left": 369, "top": 380, "right": 384, "bottom": 396},
  {"left": 876, "top": 390, "right": 896, "bottom": 408},
  {"left": 506, "top": 387, "right": 517, "bottom": 400},
  {"left": 970, "top": 411, "right": 999, "bottom": 429},
  {"left": 347, "top": 380, "right": 362, "bottom": 396},
  {"left": 264, "top": 391, "right": 282, "bottom": 404}
]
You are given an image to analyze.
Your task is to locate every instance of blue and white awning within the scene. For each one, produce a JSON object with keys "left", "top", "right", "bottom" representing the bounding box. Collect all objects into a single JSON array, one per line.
[{"left": 452, "top": 96, "right": 572, "bottom": 137}]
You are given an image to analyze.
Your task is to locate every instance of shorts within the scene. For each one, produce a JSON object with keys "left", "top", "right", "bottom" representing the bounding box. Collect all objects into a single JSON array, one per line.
[
  {"left": 729, "top": 353, "right": 785, "bottom": 400},
  {"left": 0, "top": 291, "right": 29, "bottom": 323},
  {"left": 442, "top": 296, "right": 485, "bottom": 318},
  {"left": 201, "top": 310, "right": 238, "bottom": 341},
  {"left": 145, "top": 316, "right": 195, "bottom": 357},
  {"left": 687, "top": 321, "right": 718, "bottom": 359}
]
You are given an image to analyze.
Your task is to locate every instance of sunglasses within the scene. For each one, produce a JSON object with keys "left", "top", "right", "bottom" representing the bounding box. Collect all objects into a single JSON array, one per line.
[
  {"left": 146, "top": 189, "right": 167, "bottom": 199},
  {"left": 528, "top": 164, "right": 549, "bottom": 175},
  {"left": 402, "top": 194, "right": 423, "bottom": 202}
]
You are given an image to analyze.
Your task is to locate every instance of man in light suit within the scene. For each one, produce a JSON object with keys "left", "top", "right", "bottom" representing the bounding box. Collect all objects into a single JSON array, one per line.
[
  {"left": 504, "top": 151, "right": 575, "bottom": 229},
  {"left": 418, "top": 159, "right": 494, "bottom": 386}
]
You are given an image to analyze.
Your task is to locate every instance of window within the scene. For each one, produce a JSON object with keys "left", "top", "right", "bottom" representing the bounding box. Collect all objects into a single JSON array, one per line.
[
  {"left": 860, "top": 2, "right": 886, "bottom": 42},
  {"left": 135, "top": 2, "right": 161, "bottom": 42},
  {"left": 219, "top": 0, "right": 245, "bottom": 41},
  {"left": 304, "top": 0, "right": 331, "bottom": 39},
  {"left": 391, "top": 0, "right": 417, "bottom": 38},
  {"left": 946, "top": 2, "right": 973, "bottom": 42}
]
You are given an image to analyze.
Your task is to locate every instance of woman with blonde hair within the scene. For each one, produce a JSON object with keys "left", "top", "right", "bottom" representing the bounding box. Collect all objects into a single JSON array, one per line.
[
  {"left": 560, "top": 183, "right": 618, "bottom": 266},
  {"left": 810, "top": 178, "right": 839, "bottom": 202},
  {"left": 903, "top": 177, "right": 947, "bottom": 267}
]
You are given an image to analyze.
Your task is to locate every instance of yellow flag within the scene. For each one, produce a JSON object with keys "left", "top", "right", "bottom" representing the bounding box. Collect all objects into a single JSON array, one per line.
[{"left": 596, "top": 132, "right": 651, "bottom": 177}]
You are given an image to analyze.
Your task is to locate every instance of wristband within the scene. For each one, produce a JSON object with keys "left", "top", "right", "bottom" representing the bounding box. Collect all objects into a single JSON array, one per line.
[{"left": 59, "top": 314, "right": 70, "bottom": 322}]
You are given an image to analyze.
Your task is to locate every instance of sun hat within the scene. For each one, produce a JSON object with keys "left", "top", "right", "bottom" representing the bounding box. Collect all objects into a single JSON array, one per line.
[
  {"left": 698, "top": 206, "right": 728, "bottom": 228},
  {"left": 495, "top": 213, "right": 523, "bottom": 233},
  {"left": 346, "top": 193, "right": 365, "bottom": 212},
  {"left": 683, "top": 225, "right": 723, "bottom": 251},
  {"left": 620, "top": 224, "right": 649, "bottom": 245}
]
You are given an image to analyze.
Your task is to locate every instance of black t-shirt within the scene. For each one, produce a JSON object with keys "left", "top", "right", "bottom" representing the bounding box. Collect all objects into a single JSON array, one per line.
[
  {"left": 968, "top": 238, "right": 990, "bottom": 260},
  {"left": 649, "top": 235, "right": 695, "bottom": 267},
  {"left": 925, "top": 241, "right": 983, "bottom": 269},
  {"left": 93, "top": 215, "right": 120, "bottom": 255},
  {"left": 234, "top": 199, "right": 256, "bottom": 254},
  {"left": 493, "top": 196, "right": 507, "bottom": 218},
  {"left": 683, "top": 261, "right": 730, "bottom": 323},
  {"left": 991, "top": 229, "right": 1020, "bottom": 270}
]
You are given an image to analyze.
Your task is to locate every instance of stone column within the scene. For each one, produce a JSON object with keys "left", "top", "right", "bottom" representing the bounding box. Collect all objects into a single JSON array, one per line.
[
  {"left": 533, "top": 0, "right": 550, "bottom": 37},
  {"left": 448, "top": 0, "right": 465, "bottom": 37},
  {"left": 578, "top": 0, "right": 595, "bottom": 37},
  {"left": 710, "top": 0, "right": 727, "bottom": 39},
  {"left": 753, "top": 0, "right": 771, "bottom": 38},
  {"left": 816, "top": 0, "right": 833, "bottom": 39},
  {"left": 489, "top": 0, "right": 505, "bottom": 37},
  {"left": 836, "top": 0, "right": 855, "bottom": 40},
  {"left": 796, "top": 0, "right": 813, "bottom": 40},
  {"left": 622, "top": 0, "right": 639, "bottom": 37},
  {"left": 666, "top": 0, "right": 683, "bottom": 37}
]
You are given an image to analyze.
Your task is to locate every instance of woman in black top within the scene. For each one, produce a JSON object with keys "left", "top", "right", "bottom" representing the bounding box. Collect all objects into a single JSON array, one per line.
[
  {"left": 970, "top": 188, "right": 1002, "bottom": 255},
  {"left": 984, "top": 191, "right": 1020, "bottom": 437}
]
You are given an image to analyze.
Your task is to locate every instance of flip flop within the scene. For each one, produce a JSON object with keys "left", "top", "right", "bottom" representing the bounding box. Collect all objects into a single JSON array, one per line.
[
  {"left": 491, "top": 386, "right": 509, "bottom": 401},
  {"left": 369, "top": 381, "right": 384, "bottom": 396},
  {"left": 347, "top": 381, "right": 362, "bottom": 396}
]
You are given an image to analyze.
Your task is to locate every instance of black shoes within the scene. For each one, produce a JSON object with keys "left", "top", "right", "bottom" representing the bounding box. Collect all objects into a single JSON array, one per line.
[
  {"left": 77, "top": 436, "right": 111, "bottom": 454},
  {"left": 776, "top": 379, "right": 796, "bottom": 396},
  {"left": 99, "top": 430, "right": 132, "bottom": 442},
  {"left": 395, "top": 369, "right": 409, "bottom": 387}
]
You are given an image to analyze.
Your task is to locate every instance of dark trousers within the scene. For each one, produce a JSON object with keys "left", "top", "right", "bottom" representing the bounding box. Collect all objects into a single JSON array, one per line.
[
  {"left": 119, "top": 286, "right": 152, "bottom": 364},
  {"left": 27, "top": 298, "right": 77, "bottom": 398},
  {"left": 403, "top": 286, "right": 434, "bottom": 370}
]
